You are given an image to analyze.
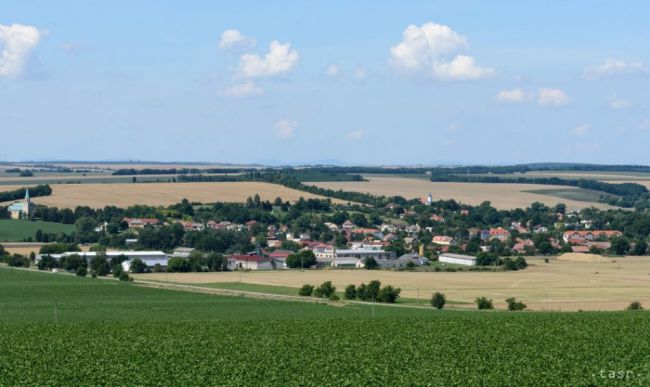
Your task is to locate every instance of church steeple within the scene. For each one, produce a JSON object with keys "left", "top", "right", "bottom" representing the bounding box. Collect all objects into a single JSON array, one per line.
[{"left": 25, "top": 189, "right": 30, "bottom": 202}]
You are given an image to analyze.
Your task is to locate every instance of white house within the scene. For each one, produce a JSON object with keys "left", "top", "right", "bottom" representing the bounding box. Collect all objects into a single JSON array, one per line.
[
  {"left": 331, "top": 258, "right": 365, "bottom": 268},
  {"left": 438, "top": 253, "right": 477, "bottom": 266},
  {"left": 227, "top": 254, "right": 275, "bottom": 270}
]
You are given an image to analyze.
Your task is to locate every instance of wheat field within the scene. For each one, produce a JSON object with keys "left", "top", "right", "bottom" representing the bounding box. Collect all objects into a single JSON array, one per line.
[
  {"left": 311, "top": 176, "right": 615, "bottom": 210},
  {"left": 0, "top": 182, "right": 345, "bottom": 208}
]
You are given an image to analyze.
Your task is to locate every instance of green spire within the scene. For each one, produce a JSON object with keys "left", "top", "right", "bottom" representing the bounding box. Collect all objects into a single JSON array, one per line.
[{"left": 25, "top": 189, "right": 30, "bottom": 200}]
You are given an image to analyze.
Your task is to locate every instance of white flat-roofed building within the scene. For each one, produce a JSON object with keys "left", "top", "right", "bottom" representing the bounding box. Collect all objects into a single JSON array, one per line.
[
  {"left": 333, "top": 248, "right": 395, "bottom": 261},
  {"left": 438, "top": 253, "right": 477, "bottom": 266},
  {"left": 37, "top": 251, "right": 169, "bottom": 267}
]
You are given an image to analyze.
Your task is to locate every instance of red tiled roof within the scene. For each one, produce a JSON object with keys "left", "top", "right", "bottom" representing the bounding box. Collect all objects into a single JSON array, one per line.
[{"left": 228, "top": 254, "right": 269, "bottom": 263}]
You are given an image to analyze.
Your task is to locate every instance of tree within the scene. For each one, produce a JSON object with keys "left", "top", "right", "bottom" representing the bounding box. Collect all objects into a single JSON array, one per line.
[
  {"left": 206, "top": 252, "right": 228, "bottom": 271},
  {"left": 119, "top": 271, "right": 131, "bottom": 281},
  {"left": 37, "top": 255, "right": 59, "bottom": 270},
  {"left": 626, "top": 301, "right": 643, "bottom": 310},
  {"left": 129, "top": 258, "right": 147, "bottom": 273},
  {"left": 506, "top": 297, "right": 527, "bottom": 311},
  {"left": 610, "top": 236, "right": 630, "bottom": 256},
  {"left": 167, "top": 257, "right": 192, "bottom": 272},
  {"left": 344, "top": 284, "right": 356, "bottom": 300},
  {"left": 357, "top": 280, "right": 381, "bottom": 301},
  {"left": 112, "top": 264, "right": 124, "bottom": 278},
  {"left": 90, "top": 253, "right": 110, "bottom": 276},
  {"left": 377, "top": 285, "right": 401, "bottom": 303},
  {"left": 75, "top": 266, "right": 87, "bottom": 277},
  {"left": 298, "top": 284, "right": 314, "bottom": 296},
  {"left": 633, "top": 240, "right": 648, "bottom": 256},
  {"left": 313, "top": 281, "right": 336, "bottom": 298},
  {"left": 475, "top": 297, "right": 494, "bottom": 310},
  {"left": 363, "top": 257, "right": 379, "bottom": 270},
  {"left": 285, "top": 250, "right": 317, "bottom": 269},
  {"left": 430, "top": 292, "right": 446, "bottom": 309}
]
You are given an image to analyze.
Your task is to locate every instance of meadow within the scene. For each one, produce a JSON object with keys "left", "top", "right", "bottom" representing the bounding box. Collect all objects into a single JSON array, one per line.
[
  {"left": 0, "top": 182, "right": 346, "bottom": 209},
  {"left": 135, "top": 256, "right": 650, "bottom": 311},
  {"left": 313, "top": 176, "right": 616, "bottom": 210},
  {"left": 1, "top": 267, "right": 649, "bottom": 386},
  {"left": 0, "top": 220, "right": 74, "bottom": 242}
]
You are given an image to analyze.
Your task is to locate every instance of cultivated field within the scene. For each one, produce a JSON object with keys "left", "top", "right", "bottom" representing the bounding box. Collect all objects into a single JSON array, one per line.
[
  {"left": 136, "top": 256, "right": 650, "bottom": 311},
  {"left": 0, "top": 220, "right": 75, "bottom": 242},
  {"left": 312, "top": 176, "right": 615, "bottom": 210},
  {"left": 0, "top": 182, "right": 345, "bottom": 208}
]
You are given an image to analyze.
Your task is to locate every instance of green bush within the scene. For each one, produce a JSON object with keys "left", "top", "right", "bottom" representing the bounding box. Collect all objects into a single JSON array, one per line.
[
  {"left": 298, "top": 284, "right": 314, "bottom": 297},
  {"left": 476, "top": 297, "right": 494, "bottom": 310},
  {"left": 430, "top": 292, "right": 446, "bottom": 309},
  {"left": 377, "top": 285, "right": 401, "bottom": 303},
  {"left": 329, "top": 294, "right": 340, "bottom": 301},
  {"left": 344, "top": 284, "right": 357, "bottom": 300},
  {"left": 313, "top": 281, "right": 336, "bottom": 298},
  {"left": 75, "top": 266, "right": 87, "bottom": 277},
  {"left": 626, "top": 301, "right": 643, "bottom": 310},
  {"left": 506, "top": 297, "right": 527, "bottom": 311},
  {"left": 118, "top": 271, "right": 131, "bottom": 282}
]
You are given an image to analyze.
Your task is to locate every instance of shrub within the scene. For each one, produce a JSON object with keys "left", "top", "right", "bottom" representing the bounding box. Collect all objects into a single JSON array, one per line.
[
  {"left": 344, "top": 284, "right": 357, "bottom": 300},
  {"left": 357, "top": 280, "right": 381, "bottom": 301},
  {"left": 167, "top": 257, "right": 192, "bottom": 272},
  {"left": 37, "top": 255, "right": 59, "bottom": 270},
  {"left": 298, "top": 284, "right": 314, "bottom": 297},
  {"left": 377, "top": 285, "right": 401, "bottom": 303},
  {"left": 118, "top": 271, "right": 131, "bottom": 282},
  {"left": 363, "top": 257, "right": 379, "bottom": 270},
  {"left": 7, "top": 254, "right": 30, "bottom": 268},
  {"left": 329, "top": 294, "right": 340, "bottom": 301},
  {"left": 626, "top": 301, "right": 643, "bottom": 310},
  {"left": 112, "top": 264, "right": 123, "bottom": 278},
  {"left": 430, "top": 292, "right": 446, "bottom": 309},
  {"left": 506, "top": 297, "right": 527, "bottom": 311},
  {"left": 129, "top": 258, "right": 147, "bottom": 273},
  {"left": 286, "top": 251, "right": 317, "bottom": 269},
  {"left": 75, "top": 266, "right": 87, "bottom": 277},
  {"left": 313, "top": 281, "right": 336, "bottom": 298},
  {"left": 476, "top": 297, "right": 494, "bottom": 310}
]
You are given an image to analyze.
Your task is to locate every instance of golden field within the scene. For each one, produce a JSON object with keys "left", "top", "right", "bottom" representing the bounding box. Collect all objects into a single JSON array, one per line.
[
  {"left": 312, "top": 176, "right": 615, "bottom": 210},
  {"left": 134, "top": 256, "right": 650, "bottom": 311},
  {"left": 0, "top": 182, "right": 345, "bottom": 208}
]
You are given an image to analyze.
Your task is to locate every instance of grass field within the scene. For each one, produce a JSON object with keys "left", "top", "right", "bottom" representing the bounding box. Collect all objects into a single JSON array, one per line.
[
  {"left": 135, "top": 256, "right": 650, "bottom": 311},
  {"left": 1, "top": 267, "right": 650, "bottom": 385},
  {"left": 0, "top": 220, "right": 74, "bottom": 242},
  {"left": 0, "top": 182, "right": 346, "bottom": 209},
  {"left": 312, "top": 176, "right": 615, "bottom": 210},
  {"left": 523, "top": 187, "right": 608, "bottom": 203}
]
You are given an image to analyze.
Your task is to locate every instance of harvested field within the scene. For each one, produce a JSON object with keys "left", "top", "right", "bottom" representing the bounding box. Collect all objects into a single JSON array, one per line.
[
  {"left": 135, "top": 256, "right": 650, "bottom": 311},
  {"left": 0, "top": 182, "right": 344, "bottom": 209},
  {"left": 312, "top": 176, "right": 615, "bottom": 210}
]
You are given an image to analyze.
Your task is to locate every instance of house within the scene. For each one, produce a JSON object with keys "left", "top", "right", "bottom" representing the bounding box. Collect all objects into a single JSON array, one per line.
[
  {"left": 571, "top": 245, "right": 590, "bottom": 253},
  {"left": 512, "top": 239, "right": 535, "bottom": 253},
  {"left": 468, "top": 228, "right": 490, "bottom": 241},
  {"left": 342, "top": 220, "right": 355, "bottom": 232},
  {"left": 333, "top": 248, "right": 395, "bottom": 261},
  {"left": 438, "top": 253, "right": 477, "bottom": 266},
  {"left": 8, "top": 189, "right": 34, "bottom": 219},
  {"left": 489, "top": 227, "right": 510, "bottom": 241},
  {"left": 227, "top": 254, "right": 274, "bottom": 270},
  {"left": 122, "top": 217, "right": 160, "bottom": 229},
  {"left": 533, "top": 225, "right": 549, "bottom": 234},
  {"left": 268, "top": 249, "right": 292, "bottom": 260},
  {"left": 431, "top": 236, "right": 454, "bottom": 246},
  {"left": 324, "top": 222, "right": 339, "bottom": 232},
  {"left": 380, "top": 223, "right": 398, "bottom": 233},
  {"left": 313, "top": 243, "right": 335, "bottom": 259},
  {"left": 562, "top": 230, "right": 623, "bottom": 244},
  {"left": 420, "top": 193, "right": 433, "bottom": 205},
  {"left": 179, "top": 221, "right": 204, "bottom": 231},
  {"left": 331, "top": 258, "right": 365, "bottom": 268}
]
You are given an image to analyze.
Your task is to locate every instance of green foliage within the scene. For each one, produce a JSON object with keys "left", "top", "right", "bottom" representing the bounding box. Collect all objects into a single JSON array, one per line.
[
  {"left": 167, "top": 257, "right": 192, "bottom": 273},
  {"left": 356, "top": 280, "right": 381, "bottom": 302},
  {"left": 344, "top": 284, "right": 356, "bottom": 300},
  {"left": 89, "top": 253, "right": 110, "bottom": 276},
  {"left": 363, "top": 257, "right": 379, "bottom": 270},
  {"left": 118, "top": 271, "right": 131, "bottom": 282},
  {"left": 129, "top": 258, "right": 147, "bottom": 273},
  {"left": 626, "top": 301, "right": 643, "bottom": 311},
  {"left": 0, "top": 221, "right": 74, "bottom": 243},
  {"left": 75, "top": 266, "right": 87, "bottom": 277},
  {"left": 285, "top": 250, "right": 317, "bottom": 269},
  {"left": 506, "top": 297, "right": 527, "bottom": 311},
  {"left": 476, "top": 297, "right": 494, "bottom": 310},
  {"left": 313, "top": 281, "right": 336, "bottom": 298},
  {"left": 39, "top": 242, "right": 80, "bottom": 255},
  {"left": 431, "top": 292, "right": 446, "bottom": 309},
  {"left": 329, "top": 294, "right": 340, "bottom": 301},
  {"left": 6, "top": 254, "right": 30, "bottom": 267},
  {"left": 298, "top": 284, "right": 314, "bottom": 297},
  {"left": 377, "top": 285, "right": 401, "bottom": 303}
]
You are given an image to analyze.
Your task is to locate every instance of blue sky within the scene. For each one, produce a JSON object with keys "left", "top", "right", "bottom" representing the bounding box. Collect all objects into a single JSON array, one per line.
[{"left": 2, "top": 1, "right": 650, "bottom": 165}]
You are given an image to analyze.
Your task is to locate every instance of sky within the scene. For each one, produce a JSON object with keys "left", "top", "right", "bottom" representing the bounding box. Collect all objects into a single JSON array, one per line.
[{"left": 1, "top": 1, "right": 650, "bottom": 165}]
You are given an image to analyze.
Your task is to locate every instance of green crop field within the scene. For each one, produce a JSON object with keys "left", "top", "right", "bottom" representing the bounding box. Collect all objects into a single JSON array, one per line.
[
  {"left": 0, "top": 220, "right": 74, "bottom": 242},
  {"left": 1, "top": 267, "right": 649, "bottom": 386}
]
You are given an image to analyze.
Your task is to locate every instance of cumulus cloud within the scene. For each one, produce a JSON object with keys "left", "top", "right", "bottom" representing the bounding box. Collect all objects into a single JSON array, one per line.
[
  {"left": 219, "top": 29, "right": 256, "bottom": 51},
  {"left": 0, "top": 23, "right": 41, "bottom": 77},
  {"left": 390, "top": 22, "right": 494, "bottom": 80},
  {"left": 584, "top": 58, "right": 647, "bottom": 79},
  {"left": 538, "top": 88, "right": 569, "bottom": 106},
  {"left": 570, "top": 124, "right": 590, "bottom": 136},
  {"left": 346, "top": 129, "right": 365, "bottom": 140},
  {"left": 496, "top": 88, "right": 527, "bottom": 103},
  {"left": 238, "top": 41, "right": 298, "bottom": 78},
  {"left": 274, "top": 119, "right": 297, "bottom": 139},
  {"left": 609, "top": 96, "right": 631, "bottom": 110},
  {"left": 326, "top": 64, "right": 340, "bottom": 77},
  {"left": 219, "top": 81, "right": 262, "bottom": 98}
]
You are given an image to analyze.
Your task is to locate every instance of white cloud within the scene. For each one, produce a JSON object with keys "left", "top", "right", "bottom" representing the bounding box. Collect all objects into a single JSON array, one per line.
[
  {"left": 274, "top": 119, "right": 297, "bottom": 139},
  {"left": 570, "top": 124, "right": 590, "bottom": 136},
  {"left": 390, "top": 22, "right": 494, "bottom": 80},
  {"left": 584, "top": 58, "right": 647, "bottom": 79},
  {"left": 608, "top": 95, "right": 631, "bottom": 109},
  {"left": 219, "top": 81, "right": 262, "bottom": 98},
  {"left": 326, "top": 64, "right": 340, "bottom": 77},
  {"left": 219, "top": 29, "right": 256, "bottom": 51},
  {"left": 538, "top": 88, "right": 569, "bottom": 106},
  {"left": 496, "top": 88, "right": 527, "bottom": 103},
  {"left": 0, "top": 23, "right": 41, "bottom": 77},
  {"left": 238, "top": 41, "right": 298, "bottom": 78},
  {"left": 639, "top": 119, "right": 650, "bottom": 131},
  {"left": 346, "top": 129, "right": 365, "bottom": 140}
]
